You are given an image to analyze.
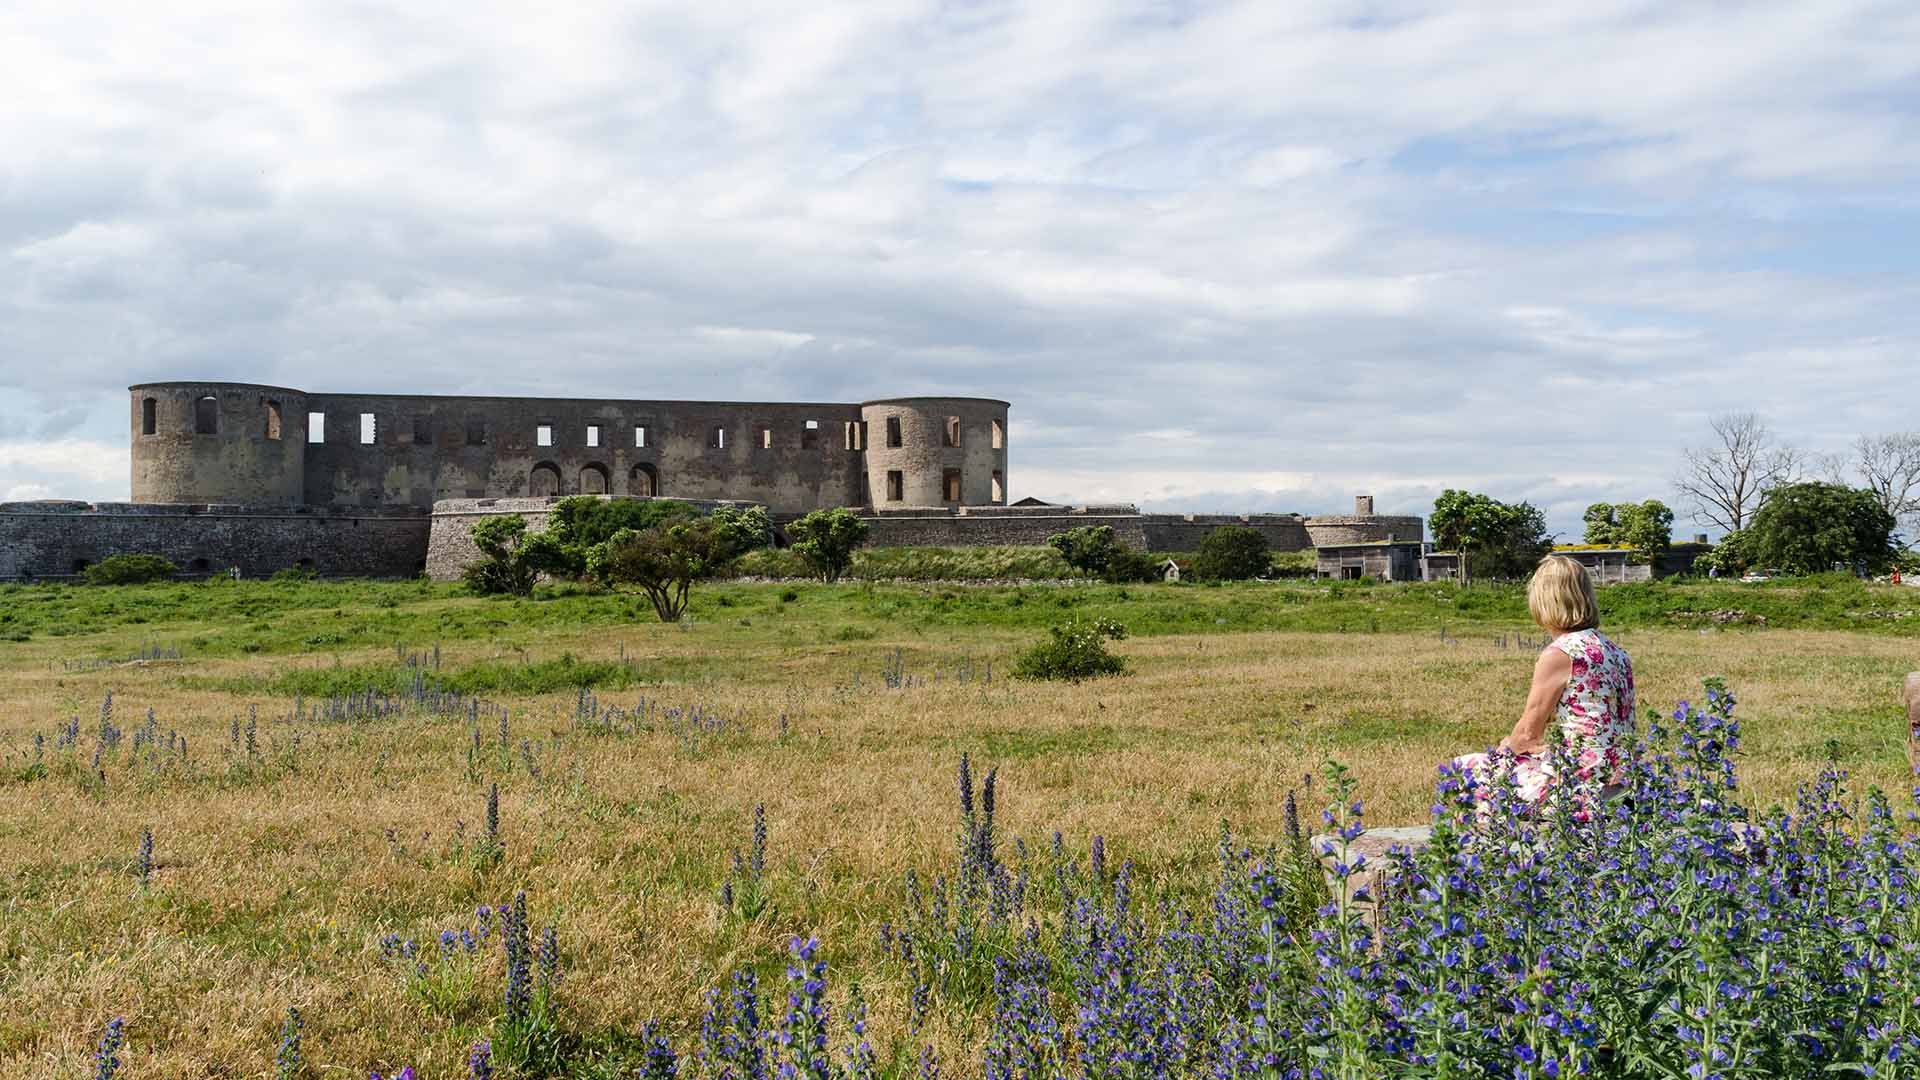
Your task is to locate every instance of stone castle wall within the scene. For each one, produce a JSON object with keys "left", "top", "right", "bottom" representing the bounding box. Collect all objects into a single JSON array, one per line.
[
  {"left": 1301, "top": 514, "right": 1425, "bottom": 546},
  {"left": 129, "top": 382, "right": 1010, "bottom": 517},
  {"left": 0, "top": 501, "right": 430, "bottom": 580}
]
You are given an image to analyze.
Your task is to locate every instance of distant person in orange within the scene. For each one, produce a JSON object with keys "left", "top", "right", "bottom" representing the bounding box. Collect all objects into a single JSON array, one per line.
[{"left": 1451, "top": 556, "right": 1637, "bottom": 807}]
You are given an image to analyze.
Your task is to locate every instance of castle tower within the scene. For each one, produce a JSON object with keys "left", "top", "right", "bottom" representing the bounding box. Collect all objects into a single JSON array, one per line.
[
  {"left": 858, "top": 397, "right": 1009, "bottom": 507},
  {"left": 130, "top": 382, "right": 309, "bottom": 505}
]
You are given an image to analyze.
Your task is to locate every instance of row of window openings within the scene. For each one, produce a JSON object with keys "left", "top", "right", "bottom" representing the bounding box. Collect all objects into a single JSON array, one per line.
[
  {"left": 153, "top": 397, "right": 1007, "bottom": 452},
  {"left": 879, "top": 469, "right": 1005, "bottom": 503}
]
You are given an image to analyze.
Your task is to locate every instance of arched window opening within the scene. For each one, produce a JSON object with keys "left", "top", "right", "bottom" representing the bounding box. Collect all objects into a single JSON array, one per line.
[
  {"left": 630, "top": 463, "right": 658, "bottom": 497},
  {"left": 140, "top": 398, "right": 156, "bottom": 435},
  {"left": 194, "top": 395, "right": 218, "bottom": 435},
  {"left": 188, "top": 557, "right": 211, "bottom": 574},
  {"left": 580, "top": 463, "right": 609, "bottom": 495},
  {"left": 529, "top": 461, "right": 563, "bottom": 497}
]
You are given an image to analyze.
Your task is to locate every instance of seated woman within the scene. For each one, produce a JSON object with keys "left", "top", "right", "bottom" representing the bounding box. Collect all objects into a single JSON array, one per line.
[{"left": 1453, "top": 554, "right": 1637, "bottom": 807}]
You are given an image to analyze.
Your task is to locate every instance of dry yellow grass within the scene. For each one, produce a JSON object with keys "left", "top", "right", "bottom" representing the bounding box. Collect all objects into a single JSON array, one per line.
[{"left": 1, "top": 616, "right": 1914, "bottom": 1076}]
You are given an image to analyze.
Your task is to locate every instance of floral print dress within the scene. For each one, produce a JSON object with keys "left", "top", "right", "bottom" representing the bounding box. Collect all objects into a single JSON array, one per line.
[{"left": 1455, "top": 628, "right": 1637, "bottom": 805}]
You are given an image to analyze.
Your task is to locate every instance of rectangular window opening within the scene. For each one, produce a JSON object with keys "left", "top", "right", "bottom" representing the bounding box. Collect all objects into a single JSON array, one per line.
[
  {"left": 844, "top": 421, "right": 864, "bottom": 451},
  {"left": 634, "top": 424, "right": 649, "bottom": 448},
  {"left": 140, "top": 398, "right": 156, "bottom": 436},
  {"left": 194, "top": 395, "right": 219, "bottom": 435},
  {"left": 756, "top": 425, "right": 772, "bottom": 450},
  {"left": 586, "top": 424, "right": 601, "bottom": 448},
  {"left": 359, "top": 413, "right": 377, "bottom": 445},
  {"left": 466, "top": 418, "right": 486, "bottom": 446},
  {"left": 886, "top": 470, "right": 904, "bottom": 502},
  {"left": 992, "top": 470, "right": 1004, "bottom": 502},
  {"left": 944, "top": 416, "right": 962, "bottom": 448},
  {"left": 307, "top": 412, "right": 326, "bottom": 444},
  {"left": 708, "top": 425, "right": 727, "bottom": 450},
  {"left": 536, "top": 423, "right": 553, "bottom": 447},
  {"left": 265, "top": 401, "right": 282, "bottom": 441},
  {"left": 943, "top": 468, "right": 962, "bottom": 502},
  {"left": 991, "top": 419, "right": 1004, "bottom": 450},
  {"left": 885, "top": 416, "right": 902, "bottom": 448},
  {"left": 802, "top": 419, "right": 819, "bottom": 450},
  {"left": 411, "top": 415, "right": 431, "bottom": 446}
]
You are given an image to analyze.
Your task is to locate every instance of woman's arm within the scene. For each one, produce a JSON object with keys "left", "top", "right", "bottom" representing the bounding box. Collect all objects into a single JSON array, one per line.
[{"left": 1501, "top": 647, "right": 1572, "bottom": 754}]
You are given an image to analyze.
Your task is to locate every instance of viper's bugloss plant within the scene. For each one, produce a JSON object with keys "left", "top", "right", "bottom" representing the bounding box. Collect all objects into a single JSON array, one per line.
[
  {"left": 94, "top": 1017, "right": 125, "bottom": 1080},
  {"left": 720, "top": 802, "right": 772, "bottom": 919},
  {"left": 274, "top": 1006, "right": 302, "bottom": 1080}
]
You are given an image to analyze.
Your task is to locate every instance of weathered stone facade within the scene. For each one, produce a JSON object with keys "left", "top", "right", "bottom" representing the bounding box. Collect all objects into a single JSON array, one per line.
[
  {"left": 0, "top": 501, "right": 430, "bottom": 579},
  {"left": 130, "top": 382, "right": 1010, "bottom": 516}
]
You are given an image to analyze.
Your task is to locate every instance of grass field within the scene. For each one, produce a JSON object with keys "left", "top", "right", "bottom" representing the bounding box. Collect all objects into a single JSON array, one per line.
[{"left": 2, "top": 570, "right": 1917, "bottom": 1075}]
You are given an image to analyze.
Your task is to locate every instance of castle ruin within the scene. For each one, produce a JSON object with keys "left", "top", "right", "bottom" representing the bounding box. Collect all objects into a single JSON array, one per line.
[{"left": 0, "top": 382, "right": 1423, "bottom": 580}]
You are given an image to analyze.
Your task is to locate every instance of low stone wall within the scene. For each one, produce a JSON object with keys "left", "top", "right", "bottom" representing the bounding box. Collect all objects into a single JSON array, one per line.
[
  {"left": 0, "top": 501, "right": 431, "bottom": 580},
  {"left": 857, "top": 506, "right": 1317, "bottom": 552},
  {"left": 1142, "top": 513, "right": 1312, "bottom": 552}
]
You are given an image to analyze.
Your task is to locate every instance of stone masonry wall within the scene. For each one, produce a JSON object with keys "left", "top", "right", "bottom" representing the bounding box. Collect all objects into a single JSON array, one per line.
[{"left": 0, "top": 502, "right": 430, "bottom": 580}]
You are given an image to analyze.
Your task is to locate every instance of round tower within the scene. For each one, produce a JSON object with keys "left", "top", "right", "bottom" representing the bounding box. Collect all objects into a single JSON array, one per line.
[
  {"left": 859, "top": 397, "right": 1009, "bottom": 507},
  {"left": 130, "top": 382, "right": 308, "bottom": 505}
]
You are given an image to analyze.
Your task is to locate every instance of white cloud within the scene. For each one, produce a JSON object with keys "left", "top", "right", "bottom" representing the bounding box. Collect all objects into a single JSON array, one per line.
[{"left": 1, "top": 0, "right": 1917, "bottom": 535}]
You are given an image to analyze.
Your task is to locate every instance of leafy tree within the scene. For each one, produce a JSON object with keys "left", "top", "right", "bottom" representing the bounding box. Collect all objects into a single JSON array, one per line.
[
  {"left": 1614, "top": 500, "right": 1674, "bottom": 557},
  {"left": 1100, "top": 547, "right": 1162, "bottom": 584},
  {"left": 596, "top": 518, "right": 746, "bottom": 622},
  {"left": 1431, "top": 490, "right": 1552, "bottom": 583},
  {"left": 80, "top": 554, "right": 178, "bottom": 585},
  {"left": 707, "top": 505, "right": 774, "bottom": 561},
  {"left": 1582, "top": 503, "right": 1619, "bottom": 546},
  {"left": 523, "top": 497, "right": 703, "bottom": 579},
  {"left": 1745, "top": 482, "right": 1897, "bottom": 576},
  {"left": 1047, "top": 526, "right": 1123, "bottom": 577},
  {"left": 1192, "top": 525, "right": 1271, "bottom": 581},
  {"left": 1694, "top": 529, "right": 1756, "bottom": 577},
  {"left": 463, "top": 515, "right": 539, "bottom": 596},
  {"left": 786, "top": 508, "right": 870, "bottom": 582}
]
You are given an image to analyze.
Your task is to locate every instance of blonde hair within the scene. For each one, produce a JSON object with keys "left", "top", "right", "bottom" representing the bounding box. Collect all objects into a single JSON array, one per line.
[{"left": 1527, "top": 555, "right": 1599, "bottom": 634}]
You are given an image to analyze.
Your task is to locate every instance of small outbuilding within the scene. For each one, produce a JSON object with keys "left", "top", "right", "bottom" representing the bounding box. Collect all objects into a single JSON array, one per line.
[
  {"left": 1316, "top": 540, "right": 1423, "bottom": 582},
  {"left": 1161, "top": 558, "right": 1182, "bottom": 582}
]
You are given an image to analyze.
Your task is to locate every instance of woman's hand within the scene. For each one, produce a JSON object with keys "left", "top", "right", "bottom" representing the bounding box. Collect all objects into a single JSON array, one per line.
[{"left": 1504, "top": 646, "right": 1572, "bottom": 755}]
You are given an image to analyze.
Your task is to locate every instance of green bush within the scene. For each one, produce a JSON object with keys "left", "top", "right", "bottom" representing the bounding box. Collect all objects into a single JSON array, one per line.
[
  {"left": 463, "top": 516, "right": 539, "bottom": 597},
  {"left": 80, "top": 554, "right": 177, "bottom": 585},
  {"left": 1011, "top": 617, "right": 1129, "bottom": 682},
  {"left": 786, "top": 507, "right": 870, "bottom": 582},
  {"left": 271, "top": 564, "right": 318, "bottom": 583},
  {"left": 1047, "top": 526, "right": 1124, "bottom": 577},
  {"left": 1100, "top": 547, "right": 1161, "bottom": 584},
  {"left": 1192, "top": 526, "right": 1271, "bottom": 580}
]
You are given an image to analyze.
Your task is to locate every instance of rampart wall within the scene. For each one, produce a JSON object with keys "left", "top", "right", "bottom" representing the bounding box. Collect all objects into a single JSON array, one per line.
[
  {"left": 0, "top": 502, "right": 430, "bottom": 580},
  {"left": 422, "top": 497, "right": 758, "bottom": 582}
]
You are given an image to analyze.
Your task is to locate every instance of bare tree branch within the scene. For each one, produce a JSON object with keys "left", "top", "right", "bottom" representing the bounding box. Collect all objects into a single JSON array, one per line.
[
  {"left": 1673, "top": 411, "right": 1799, "bottom": 533},
  {"left": 1852, "top": 432, "right": 1920, "bottom": 539}
]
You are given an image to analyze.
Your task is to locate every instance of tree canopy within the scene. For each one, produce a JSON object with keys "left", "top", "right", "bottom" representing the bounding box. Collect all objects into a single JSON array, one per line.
[
  {"left": 1745, "top": 482, "right": 1897, "bottom": 576},
  {"left": 1431, "top": 490, "right": 1551, "bottom": 582},
  {"left": 786, "top": 508, "right": 870, "bottom": 582},
  {"left": 1581, "top": 500, "right": 1673, "bottom": 557}
]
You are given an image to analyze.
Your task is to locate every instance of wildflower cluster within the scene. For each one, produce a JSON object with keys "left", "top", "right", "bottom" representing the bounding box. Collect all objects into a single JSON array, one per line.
[{"left": 720, "top": 802, "right": 772, "bottom": 919}]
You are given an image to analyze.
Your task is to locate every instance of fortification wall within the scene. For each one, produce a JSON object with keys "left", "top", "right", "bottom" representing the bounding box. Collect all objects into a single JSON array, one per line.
[
  {"left": 1303, "top": 515, "right": 1425, "bottom": 546},
  {"left": 860, "top": 509, "right": 1153, "bottom": 550},
  {"left": 0, "top": 501, "right": 430, "bottom": 580},
  {"left": 1140, "top": 514, "right": 1313, "bottom": 552}
]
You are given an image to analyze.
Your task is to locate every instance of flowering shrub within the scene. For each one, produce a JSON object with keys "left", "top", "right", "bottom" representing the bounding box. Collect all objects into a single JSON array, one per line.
[{"left": 1010, "top": 618, "right": 1128, "bottom": 682}]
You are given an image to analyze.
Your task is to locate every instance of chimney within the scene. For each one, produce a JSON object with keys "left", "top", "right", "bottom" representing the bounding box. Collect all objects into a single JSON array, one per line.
[{"left": 1355, "top": 495, "right": 1374, "bottom": 516}]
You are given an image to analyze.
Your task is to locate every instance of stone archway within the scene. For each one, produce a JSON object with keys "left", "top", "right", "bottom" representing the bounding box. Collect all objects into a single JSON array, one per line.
[
  {"left": 629, "top": 463, "right": 658, "bottom": 497},
  {"left": 529, "top": 461, "right": 563, "bottom": 497},
  {"left": 580, "top": 463, "right": 610, "bottom": 495}
]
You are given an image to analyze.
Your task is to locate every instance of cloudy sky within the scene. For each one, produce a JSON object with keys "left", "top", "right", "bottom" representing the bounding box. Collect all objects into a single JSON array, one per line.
[{"left": 3, "top": 1, "right": 1917, "bottom": 536}]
